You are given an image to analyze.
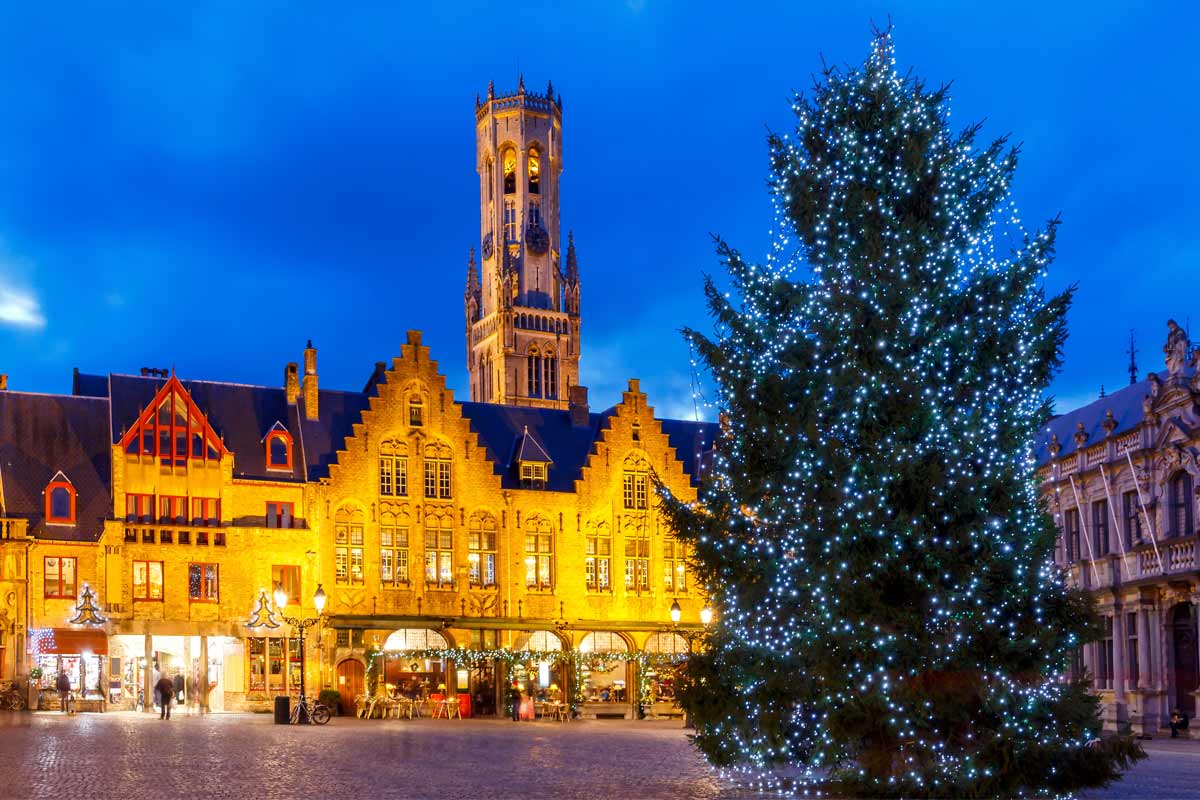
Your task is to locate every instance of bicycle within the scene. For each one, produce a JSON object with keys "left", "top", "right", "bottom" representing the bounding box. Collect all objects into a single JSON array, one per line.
[
  {"left": 0, "top": 681, "right": 27, "bottom": 711},
  {"left": 289, "top": 696, "right": 331, "bottom": 725}
]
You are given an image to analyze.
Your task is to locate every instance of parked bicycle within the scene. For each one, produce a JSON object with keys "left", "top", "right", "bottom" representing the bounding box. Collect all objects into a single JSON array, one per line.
[
  {"left": 0, "top": 681, "right": 28, "bottom": 711},
  {"left": 289, "top": 696, "right": 331, "bottom": 725}
]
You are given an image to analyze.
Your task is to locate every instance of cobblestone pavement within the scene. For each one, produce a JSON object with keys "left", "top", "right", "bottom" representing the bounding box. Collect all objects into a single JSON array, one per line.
[
  {"left": 0, "top": 711, "right": 735, "bottom": 800},
  {"left": 1, "top": 711, "right": 1194, "bottom": 799}
]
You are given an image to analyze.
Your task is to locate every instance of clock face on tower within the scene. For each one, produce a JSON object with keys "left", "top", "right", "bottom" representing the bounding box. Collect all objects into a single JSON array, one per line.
[{"left": 482, "top": 233, "right": 494, "bottom": 260}]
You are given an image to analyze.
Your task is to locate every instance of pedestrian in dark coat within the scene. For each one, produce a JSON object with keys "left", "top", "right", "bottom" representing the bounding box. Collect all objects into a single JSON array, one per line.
[
  {"left": 55, "top": 671, "right": 72, "bottom": 713},
  {"left": 173, "top": 670, "right": 184, "bottom": 704},
  {"left": 155, "top": 675, "right": 176, "bottom": 720}
]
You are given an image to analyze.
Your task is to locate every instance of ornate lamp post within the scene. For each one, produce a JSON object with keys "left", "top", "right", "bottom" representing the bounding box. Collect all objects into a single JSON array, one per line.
[{"left": 272, "top": 583, "right": 327, "bottom": 724}]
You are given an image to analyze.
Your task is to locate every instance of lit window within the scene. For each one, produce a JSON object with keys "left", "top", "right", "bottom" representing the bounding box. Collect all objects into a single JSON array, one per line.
[
  {"left": 468, "top": 515, "right": 497, "bottom": 587},
  {"left": 119, "top": 378, "right": 225, "bottom": 464},
  {"left": 272, "top": 564, "right": 300, "bottom": 602},
  {"left": 524, "top": 517, "right": 553, "bottom": 590},
  {"left": 527, "top": 147, "right": 540, "bottom": 194},
  {"left": 266, "top": 501, "right": 294, "bottom": 529},
  {"left": 160, "top": 495, "right": 187, "bottom": 524},
  {"left": 520, "top": 462, "right": 547, "bottom": 490},
  {"left": 191, "top": 497, "right": 220, "bottom": 526},
  {"left": 423, "top": 443, "right": 452, "bottom": 499},
  {"left": 43, "top": 556, "right": 77, "bottom": 599},
  {"left": 425, "top": 518, "right": 454, "bottom": 588},
  {"left": 409, "top": 397, "right": 424, "bottom": 427},
  {"left": 334, "top": 508, "right": 364, "bottom": 585},
  {"left": 379, "top": 440, "right": 409, "bottom": 497},
  {"left": 502, "top": 148, "right": 516, "bottom": 194},
  {"left": 586, "top": 522, "right": 611, "bottom": 591},
  {"left": 45, "top": 478, "right": 76, "bottom": 525},
  {"left": 188, "top": 563, "right": 219, "bottom": 602},
  {"left": 622, "top": 469, "right": 648, "bottom": 510},
  {"left": 663, "top": 538, "right": 687, "bottom": 594},
  {"left": 266, "top": 428, "right": 293, "bottom": 470},
  {"left": 133, "top": 561, "right": 164, "bottom": 601},
  {"left": 126, "top": 493, "right": 155, "bottom": 523},
  {"left": 381, "top": 514, "right": 409, "bottom": 587},
  {"left": 624, "top": 520, "right": 649, "bottom": 593}
]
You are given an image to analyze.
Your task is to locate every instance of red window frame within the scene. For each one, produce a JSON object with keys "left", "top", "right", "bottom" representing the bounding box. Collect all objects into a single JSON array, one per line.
[
  {"left": 126, "top": 493, "right": 155, "bottom": 523},
  {"left": 265, "top": 430, "right": 293, "bottom": 471},
  {"left": 188, "top": 563, "right": 219, "bottom": 602},
  {"left": 160, "top": 495, "right": 187, "bottom": 524},
  {"left": 117, "top": 375, "right": 229, "bottom": 465},
  {"left": 132, "top": 560, "right": 164, "bottom": 601},
  {"left": 191, "top": 497, "right": 221, "bottom": 526},
  {"left": 44, "top": 556, "right": 77, "bottom": 599},
  {"left": 45, "top": 480, "right": 76, "bottom": 524},
  {"left": 266, "top": 501, "right": 295, "bottom": 529}
]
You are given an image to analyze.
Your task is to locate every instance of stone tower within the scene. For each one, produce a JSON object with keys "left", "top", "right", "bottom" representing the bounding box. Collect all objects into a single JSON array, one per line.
[{"left": 465, "top": 76, "right": 581, "bottom": 409}]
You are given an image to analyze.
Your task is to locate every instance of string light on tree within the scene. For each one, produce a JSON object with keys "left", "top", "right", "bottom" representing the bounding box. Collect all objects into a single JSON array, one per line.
[{"left": 658, "top": 24, "right": 1143, "bottom": 798}]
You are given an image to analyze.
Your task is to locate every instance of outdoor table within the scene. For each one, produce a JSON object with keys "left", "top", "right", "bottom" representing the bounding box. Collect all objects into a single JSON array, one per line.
[{"left": 432, "top": 698, "right": 460, "bottom": 719}]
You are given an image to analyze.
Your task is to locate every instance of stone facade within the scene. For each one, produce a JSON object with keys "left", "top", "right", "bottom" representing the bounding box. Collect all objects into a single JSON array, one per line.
[{"left": 1038, "top": 320, "right": 1200, "bottom": 735}]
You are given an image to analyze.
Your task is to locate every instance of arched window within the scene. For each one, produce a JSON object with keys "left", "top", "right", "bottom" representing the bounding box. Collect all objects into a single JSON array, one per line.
[
  {"left": 502, "top": 148, "right": 517, "bottom": 194},
  {"left": 579, "top": 631, "right": 628, "bottom": 654},
  {"left": 45, "top": 476, "right": 76, "bottom": 525},
  {"left": 514, "top": 630, "right": 563, "bottom": 652},
  {"left": 527, "top": 347, "right": 543, "bottom": 398},
  {"left": 265, "top": 426, "right": 292, "bottom": 470},
  {"left": 644, "top": 632, "right": 689, "bottom": 655},
  {"left": 383, "top": 628, "right": 448, "bottom": 651},
  {"left": 408, "top": 395, "right": 424, "bottom": 427},
  {"left": 1170, "top": 471, "right": 1194, "bottom": 538},
  {"left": 527, "top": 147, "right": 541, "bottom": 194}
]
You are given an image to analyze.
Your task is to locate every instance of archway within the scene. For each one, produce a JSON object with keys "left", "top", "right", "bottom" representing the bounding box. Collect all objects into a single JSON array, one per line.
[{"left": 1172, "top": 603, "right": 1197, "bottom": 716}]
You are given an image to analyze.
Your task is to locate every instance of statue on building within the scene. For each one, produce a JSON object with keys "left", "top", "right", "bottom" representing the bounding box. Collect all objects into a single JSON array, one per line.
[{"left": 1164, "top": 319, "right": 1189, "bottom": 376}]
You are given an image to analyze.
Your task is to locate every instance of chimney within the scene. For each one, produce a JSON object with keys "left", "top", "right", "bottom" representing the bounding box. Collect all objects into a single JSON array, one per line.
[
  {"left": 568, "top": 385, "right": 589, "bottom": 427},
  {"left": 0, "top": 374, "right": 7, "bottom": 391},
  {"left": 285, "top": 362, "right": 300, "bottom": 404},
  {"left": 302, "top": 340, "right": 319, "bottom": 421}
]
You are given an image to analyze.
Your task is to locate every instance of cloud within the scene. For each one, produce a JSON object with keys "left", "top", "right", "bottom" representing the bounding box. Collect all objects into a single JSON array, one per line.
[{"left": 0, "top": 284, "right": 45, "bottom": 330}]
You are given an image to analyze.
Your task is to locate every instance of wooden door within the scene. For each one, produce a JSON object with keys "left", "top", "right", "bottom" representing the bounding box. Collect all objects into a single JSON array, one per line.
[
  {"left": 1173, "top": 604, "right": 1197, "bottom": 716},
  {"left": 336, "top": 659, "right": 364, "bottom": 716}
]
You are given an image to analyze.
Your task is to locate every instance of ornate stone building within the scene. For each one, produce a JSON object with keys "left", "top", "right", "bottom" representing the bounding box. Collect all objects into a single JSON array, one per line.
[
  {"left": 1038, "top": 320, "right": 1200, "bottom": 735},
  {"left": 0, "top": 79, "right": 716, "bottom": 719}
]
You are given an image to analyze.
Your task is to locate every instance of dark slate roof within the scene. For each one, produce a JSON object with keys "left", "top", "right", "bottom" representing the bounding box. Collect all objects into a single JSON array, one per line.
[
  {"left": 0, "top": 391, "right": 112, "bottom": 541},
  {"left": 511, "top": 426, "right": 553, "bottom": 465},
  {"left": 658, "top": 417, "right": 721, "bottom": 487},
  {"left": 459, "top": 402, "right": 615, "bottom": 492},
  {"left": 298, "top": 388, "right": 373, "bottom": 481},
  {"left": 1035, "top": 366, "right": 1196, "bottom": 465},
  {"left": 95, "top": 373, "right": 308, "bottom": 482}
]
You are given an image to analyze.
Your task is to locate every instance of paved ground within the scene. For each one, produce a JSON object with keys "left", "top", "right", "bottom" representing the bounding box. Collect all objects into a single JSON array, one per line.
[{"left": 0, "top": 711, "right": 1194, "bottom": 799}]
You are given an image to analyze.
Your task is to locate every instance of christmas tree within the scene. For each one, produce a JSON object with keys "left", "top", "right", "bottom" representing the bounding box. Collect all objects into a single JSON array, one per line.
[{"left": 661, "top": 27, "right": 1143, "bottom": 798}]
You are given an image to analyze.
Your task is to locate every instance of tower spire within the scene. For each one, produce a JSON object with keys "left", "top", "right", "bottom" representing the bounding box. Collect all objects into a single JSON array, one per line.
[
  {"left": 1127, "top": 329, "right": 1139, "bottom": 385},
  {"left": 565, "top": 230, "right": 578, "bottom": 283}
]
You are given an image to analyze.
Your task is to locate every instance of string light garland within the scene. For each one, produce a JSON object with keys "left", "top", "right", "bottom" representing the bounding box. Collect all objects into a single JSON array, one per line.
[{"left": 658, "top": 25, "right": 1143, "bottom": 798}]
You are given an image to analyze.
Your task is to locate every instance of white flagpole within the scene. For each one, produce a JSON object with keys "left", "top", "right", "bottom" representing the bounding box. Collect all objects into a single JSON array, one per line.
[
  {"left": 1068, "top": 475, "right": 1103, "bottom": 587},
  {"left": 1126, "top": 450, "right": 1165, "bottom": 575},
  {"left": 1098, "top": 463, "right": 1133, "bottom": 581}
]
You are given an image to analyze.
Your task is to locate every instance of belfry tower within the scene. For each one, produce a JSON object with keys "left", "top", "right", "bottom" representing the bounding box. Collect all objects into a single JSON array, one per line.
[{"left": 465, "top": 76, "right": 581, "bottom": 409}]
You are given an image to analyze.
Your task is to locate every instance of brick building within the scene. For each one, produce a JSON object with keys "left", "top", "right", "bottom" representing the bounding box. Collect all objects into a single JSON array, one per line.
[
  {"left": 0, "top": 79, "right": 717, "bottom": 718},
  {"left": 1038, "top": 320, "right": 1200, "bottom": 735}
]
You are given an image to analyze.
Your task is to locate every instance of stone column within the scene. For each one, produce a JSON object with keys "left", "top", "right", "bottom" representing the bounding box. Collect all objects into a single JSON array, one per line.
[
  {"left": 199, "top": 635, "right": 209, "bottom": 713},
  {"left": 1137, "top": 605, "right": 1153, "bottom": 690},
  {"left": 1112, "top": 608, "right": 1127, "bottom": 725},
  {"left": 143, "top": 631, "right": 153, "bottom": 714}
]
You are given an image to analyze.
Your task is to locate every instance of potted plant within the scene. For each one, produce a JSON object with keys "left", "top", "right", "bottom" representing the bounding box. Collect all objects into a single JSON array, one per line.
[
  {"left": 318, "top": 689, "right": 341, "bottom": 716},
  {"left": 27, "top": 668, "right": 43, "bottom": 710}
]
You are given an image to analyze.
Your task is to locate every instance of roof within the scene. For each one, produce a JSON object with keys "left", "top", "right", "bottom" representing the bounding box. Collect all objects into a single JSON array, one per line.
[
  {"left": 1035, "top": 365, "right": 1196, "bottom": 464},
  {"left": 511, "top": 426, "right": 553, "bottom": 465},
  {"left": 0, "top": 391, "right": 112, "bottom": 541},
  {"left": 298, "top": 387, "right": 373, "bottom": 481},
  {"left": 657, "top": 417, "right": 721, "bottom": 487}
]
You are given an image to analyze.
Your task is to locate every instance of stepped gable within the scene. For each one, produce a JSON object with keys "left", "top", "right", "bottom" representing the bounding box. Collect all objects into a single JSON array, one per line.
[
  {"left": 1035, "top": 366, "right": 1197, "bottom": 464},
  {"left": 458, "top": 401, "right": 614, "bottom": 492},
  {"left": 100, "top": 373, "right": 307, "bottom": 482},
  {"left": 0, "top": 391, "right": 111, "bottom": 541}
]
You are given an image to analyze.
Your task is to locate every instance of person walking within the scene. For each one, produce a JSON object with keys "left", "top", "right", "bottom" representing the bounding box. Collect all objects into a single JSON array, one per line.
[
  {"left": 55, "top": 670, "right": 72, "bottom": 713},
  {"left": 155, "top": 674, "right": 175, "bottom": 720}
]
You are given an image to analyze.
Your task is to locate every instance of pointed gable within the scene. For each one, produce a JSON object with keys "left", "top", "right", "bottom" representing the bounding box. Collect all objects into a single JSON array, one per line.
[
  {"left": 117, "top": 374, "right": 229, "bottom": 463},
  {"left": 511, "top": 425, "right": 553, "bottom": 466}
]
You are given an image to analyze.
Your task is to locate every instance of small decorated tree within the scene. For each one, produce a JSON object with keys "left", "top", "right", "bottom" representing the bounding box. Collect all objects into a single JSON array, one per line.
[{"left": 661, "top": 26, "right": 1143, "bottom": 798}]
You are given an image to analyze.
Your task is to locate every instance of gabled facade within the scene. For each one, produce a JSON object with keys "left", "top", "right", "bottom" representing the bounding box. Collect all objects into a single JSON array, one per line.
[{"left": 1037, "top": 319, "right": 1200, "bottom": 736}]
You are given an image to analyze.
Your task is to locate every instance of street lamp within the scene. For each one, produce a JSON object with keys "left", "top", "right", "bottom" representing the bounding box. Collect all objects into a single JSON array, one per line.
[
  {"left": 273, "top": 583, "right": 327, "bottom": 724},
  {"left": 699, "top": 605, "right": 713, "bottom": 627},
  {"left": 669, "top": 600, "right": 682, "bottom": 626}
]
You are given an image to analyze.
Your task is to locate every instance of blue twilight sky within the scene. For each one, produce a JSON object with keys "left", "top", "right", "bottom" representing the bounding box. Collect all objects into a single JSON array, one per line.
[{"left": 0, "top": 2, "right": 1195, "bottom": 419}]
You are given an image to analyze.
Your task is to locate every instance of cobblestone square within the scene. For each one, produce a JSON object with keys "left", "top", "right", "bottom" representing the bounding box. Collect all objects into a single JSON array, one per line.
[{"left": 1, "top": 712, "right": 1196, "bottom": 799}]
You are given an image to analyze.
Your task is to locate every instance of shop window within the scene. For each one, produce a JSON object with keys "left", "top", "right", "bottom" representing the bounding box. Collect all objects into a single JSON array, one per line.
[
  {"left": 249, "top": 638, "right": 266, "bottom": 691},
  {"left": 266, "top": 501, "right": 294, "bottom": 529},
  {"left": 424, "top": 517, "right": 454, "bottom": 588},
  {"left": 133, "top": 561, "right": 164, "bottom": 601},
  {"left": 663, "top": 538, "right": 687, "bottom": 594},
  {"left": 644, "top": 631, "right": 689, "bottom": 655},
  {"left": 160, "top": 495, "right": 187, "bottom": 524},
  {"left": 44, "top": 556, "right": 77, "bottom": 599},
  {"left": 468, "top": 515, "right": 497, "bottom": 587},
  {"left": 126, "top": 493, "right": 155, "bottom": 523},
  {"left": 586, "top": 522, "right": 611, "bottom": 591},
  {"left": 188, "top": 563, "right": 219, "bottom": 602},
  {"left": 192, "top": 497, "right": 220, "bottom": 526},
  {"left": 45, "top": 478, "right": 76, "bottom": 525},
  {"left": 380, "top": 440, "right": 409, "bottom": 497},
  {"left": 622, "top": 469, "right": 648, "bottom": 510},
  {"left": 265, "top": 428, "right": 293, "bottom": 471},
  {"left": 381, "top": 515, "right": 409, "bottom": 587},
  {"left": 272, "top": 565, "right": 301, "bottom": 601},
  {"left": 578, "top": 632, "right": 629, "bottom": 704},
  {"left": 524, "top": 517, "right": 553, "bottom": 590},
  {"left": 382, "top": 628, "right": 448, "bottom": 650}
]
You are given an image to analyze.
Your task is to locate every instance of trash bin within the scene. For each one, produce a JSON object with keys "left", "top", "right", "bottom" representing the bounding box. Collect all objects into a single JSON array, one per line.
[{"left": 274, "top": 695, "right": 290, "bottom": 724}]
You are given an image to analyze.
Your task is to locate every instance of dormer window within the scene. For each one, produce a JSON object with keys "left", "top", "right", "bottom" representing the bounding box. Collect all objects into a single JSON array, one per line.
[
  {"left": 520, "top": 462, "right": 547, "bottom": 490},
  {"left": 45, "top": 474, "right": 76, "bottom": 525},
  {"left": 265, "top": 425, "right": 293, "bottom": 471},
  {"left": 409, "top": 396, "right": 424, "bottom": 427}
]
